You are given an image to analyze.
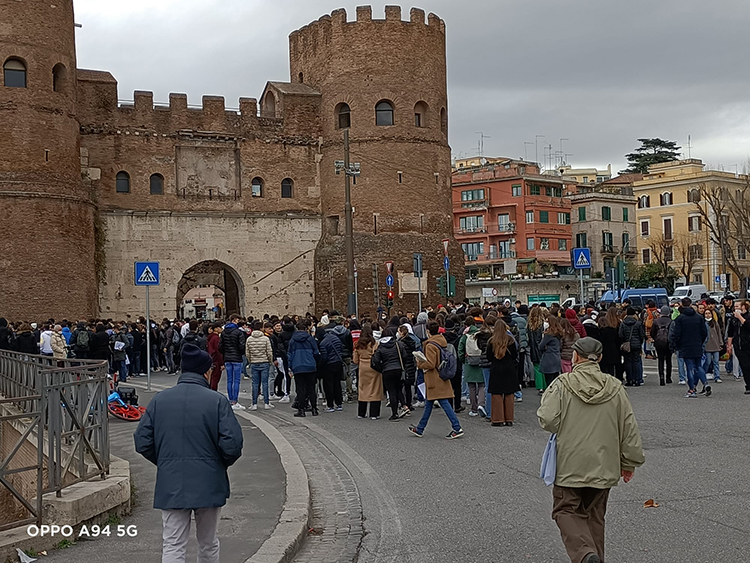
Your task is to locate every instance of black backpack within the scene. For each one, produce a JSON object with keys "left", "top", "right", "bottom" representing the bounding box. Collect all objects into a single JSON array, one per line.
[{"left": 654, "top": 320, "right": 671, "bottom": 348}]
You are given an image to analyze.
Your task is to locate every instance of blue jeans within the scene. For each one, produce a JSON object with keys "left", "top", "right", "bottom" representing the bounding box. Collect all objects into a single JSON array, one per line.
[
  {"left": 624, "top": 352, "right": 643, "bottom": 384},
  {"left": 416, "top": 398, "right": 461, "bottom": 434},
  {"left": 133, "top": 351, "right": 141, "bottom": 375},
  {"left": 117, "top": 359, "right": 128, "bottom": 382},
  {"left": 684, "top": 357, "right": 707, "bottom": 391},
  {"left": 225, "top": 362, "right": 243, "bottom": 403},
  {"left": 481, "top": 368, "right": 492, "bottom": 417},
  {"left": 703, "top": 351, "right": 720, "bottom": 380},
  {"left": 415, "top": 370, "right": 425, "bottom": 401},
  {"left": 251, "top": 363, "right": 271, "bottom": 405},
  {"left": 677, "top": 353, "right": 686, "bottom": 383}
]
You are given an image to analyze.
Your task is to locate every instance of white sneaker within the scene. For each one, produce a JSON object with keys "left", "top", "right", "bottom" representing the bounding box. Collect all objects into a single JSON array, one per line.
[
  {"left": 707, "top": 375, "right": 714, "bottom": 380},
  {"left": 514, "top": 396, "right": 523, "bottom": 402},
  {"left": 461, "top": 396, "right": 469, "bottom": 404},
  {"left": 249, "top": 404, "right": 258, "bottom": 411},
  {"left": 231, "top": 403, "right": 242, "bottom": 411},
  {"left": 678, "top": 380, "right": 687, "bottom": 385},
  {"left": 413, "top": 401, "right": 425, "bottom": 408},
  {"left": 468, "top": 410, "right": 478, "bottom": 417},
  {"left": 279, "top": 395, "right": 290, "bottom": 403},
  {"left": 264, "top": 403, "right": 274, "bottom": 410}
]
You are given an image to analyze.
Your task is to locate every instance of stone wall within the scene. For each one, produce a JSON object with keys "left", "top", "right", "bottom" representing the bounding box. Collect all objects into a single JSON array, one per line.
[{"left": 101, "top": 212, "right": 321, "bottom": 319}]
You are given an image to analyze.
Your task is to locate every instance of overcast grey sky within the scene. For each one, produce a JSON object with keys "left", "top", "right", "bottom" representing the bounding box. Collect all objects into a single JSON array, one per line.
[{"left": 73, "top": 0, "right": 750, "bottom": 174}]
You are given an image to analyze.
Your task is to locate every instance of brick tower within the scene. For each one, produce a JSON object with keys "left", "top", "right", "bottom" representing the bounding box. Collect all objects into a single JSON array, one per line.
[
  {"left": 290, "top": 6, "right": 463, "bottom": 314},
  {"left": 0, "top": 0, "right": 97, "bottom": 320}
]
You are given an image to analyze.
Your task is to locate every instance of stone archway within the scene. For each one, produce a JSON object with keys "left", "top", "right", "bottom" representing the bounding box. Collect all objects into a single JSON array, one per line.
[{"left": 176, "top": 260, "right": 245, "bottom": 319}]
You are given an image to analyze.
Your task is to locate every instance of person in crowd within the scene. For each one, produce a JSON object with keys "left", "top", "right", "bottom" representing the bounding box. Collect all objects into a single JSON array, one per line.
[
  {"left": 485, "top": 319, "right": 519, "bottom": 426},
  {"left": 134, "top": 344, "right": 243, "bottom": 563},
  {"left": 90, "top": 323, "right": 111, "bottom": 367},
  {"left": 14, "top": 323, "right": 39, "bottom": 355},
  {"left": 219, "top": 314, "right": 246, "bottom": 409},
  {"left": 70, "top": 320, "right": 91, "bottom": 360},
  {"left": 582, "top": 314, "right": 599, "bottom": 343},
  {"left": 642, "top": 299, "right": 659, "bottom": 359},
  {"left": 0, "top": 318, "right": 13, "bottom": 350},
  {"left": 163, "top": 322, "right": 178, "bottom": 375},
  {"left": 245, "top": 320, "right": 274, "bottom": 411},
  {"left": 527, "top": 306, "right": 545, "bottom": 391},
  {"left": 458, "top": 317, "right": 485, "bottom": 416},
  {"left": 703, "top": 308, "right": 724, "bottom": 385},
  {"left": 512, "top": 305, "right": 530, "bottom": 392},
  {"left": 129, "top": 322, "right": 143, "bottom": 375},
  {"left": 537, "top": 337, "right": 645, "bottom": 563},
  {"left": 559, "top": 319, "right": 580, "bottom": 374},
  {"left": 60, "top": 322, "right": 72, "bottom": 346},
  {"left": 475, "top": 315, "right": 496, "bottom": 419},
  {"left": 651, "top": 306, "right": 673, "bottom": 385},
  {"left": 274, "top": 319, "right": 293, "bottom": 402},
  {"left": 39, "top": 324, "right": 54, "bottom": 357},
  {"left": 111, "top": 323, "right": 129, "bottom": 382},
  {"left": 729, "top": 300, "right": 750, "bottom": 395},
  {"left": 565, "top": 308, "right": 587, "bottom": 339},
  {"left": 180, "top": 319, "right": 207, "bottom": 352},
  {"left": 370, "top": 327, "right": 408, "bottom": 420},
  {"left": 287, "top": 321, "right": 320, "bottom": 417},
  {"left": 319, "top": 323, "right": 346, "bottom": 412},
  {"left": 539, "top": 316, "right": 563, "bottom": 390},
  {"left": 413, "top": 311, "right": 429, "bottom": 342},
  {"left": 619, "top": 308, "right": 645, "bottom": 386},
  {"left": 206, "top": 323, "right": 224, "bottom": 391},
  {"left": 670, "top": 298, "right": 709, "bottom": 398},
  {"left": 397, "top": 324, "right": 417, "bottom": 415},
  {"left": 443, "top": 317, "right": 464, "bottom": 412},
  {"left": 409, "top": 321, "right": 464, "bottom": 439},
  {"left": 50, "top": 324, "right": 68, "bottom": 360},
  {"left": 354, "top": 324, "right": 382, "bottom": 419}
]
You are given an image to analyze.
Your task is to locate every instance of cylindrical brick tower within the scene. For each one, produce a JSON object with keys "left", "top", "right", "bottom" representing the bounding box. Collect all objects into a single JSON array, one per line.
[
  {"left": 0, "top": 0, "right": 98, "bottom": 320},
  {"left": 290, "top": 6, "right": 463, "bottom": 314}
]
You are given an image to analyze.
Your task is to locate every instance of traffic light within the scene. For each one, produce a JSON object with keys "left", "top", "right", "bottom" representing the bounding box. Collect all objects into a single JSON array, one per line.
[
  {"left": 386, "top": 289, "right": 394, "bottom": 308},
  {"left": 448, "top": 275, "right": 456, "bottom": 297},
  {"left": 436, "top": 275, "right": 445, "bottom": 297}
]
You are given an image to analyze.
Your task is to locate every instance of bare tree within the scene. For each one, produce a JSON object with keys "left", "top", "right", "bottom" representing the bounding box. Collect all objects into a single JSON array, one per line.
[
  {"left": 673, "top": 232, "right": 702, "bottom": 284},
  {"left": 646, "top": 233, "right": 674, "bottom": 284}
]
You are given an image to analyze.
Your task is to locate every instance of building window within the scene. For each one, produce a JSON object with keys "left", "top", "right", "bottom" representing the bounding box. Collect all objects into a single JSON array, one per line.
[
  {"left": 557, "top": 212, "right": 571, "bottom": 225},
  {"left": 526, "top": 237, "right": 535, "bottom": 250},
  {"left": 576, "top": 233, "right": 587, "bottom": 248},
  {"left": 688, "top": 215, "right": 701, "bottom": 232},
  {"left": 461, "top": 189, "right": 484, "bottom": 201},
  {"left": 663, "top": 217, "right": 673, "bottom": 240},
  {"left": 640, "top": 220, "right": 650, "bottom": 237},
  {"left": 602, "top": 206, "right": 611, "bottom": 221},
  {"left": 526, "top": 210, "right": 534, "bottom": 224},
  {"left": 512, "top": 184, "right": 522, "bottom": 197},
  {"left": 622, "top": 232, "right": 630, "bottom": 250},
  {"left": 52, "top": 63, "right": 67, "bottom": 93},
  {"left": 689, "top": 244, "right": 703, "bottom": 260},
  {"left": 440, "top": 107, "right": 447, "bottom": 135},
  {"left": 578, "top": 206, "right": 586, "bottom": 221},
  {"left": 688, "top": 189, "right": 701, "bottom": 203},
  {"left": 642, "top": 248, "right": 651, "bottom": 264},
  {"left": 497, "top": 214, "right": 510, "bottom": 231},
  {"left": 375, "top": 100, "right": 394, "bottom": 126},
  {"left": 414, "top": 101, "right": 428, "bottom": 127},
  {"left": 281, "top": 178, "right": 293, "bottom": 198},
  {"left": 149, "top": 173, "right": 164, "bottom": 195},
  {"left": 660, "top": 192, "right": 673, "bottom": 206},
  {"left": 622, "top": 207, "right": 629, "bottom": 222},
  {"left": 540, "top": 238, "right": 550, "bottom": 250},
  {"left": 529, "top": 184, "right": 540, "bottom": 196},
  {"left": 540, "top": 211, "right": 549, "bottom": 223},
  {"left": 462, "top": 242, "right": 484, "bottom": 260},
  {"left": 251, "top": 177, "right": 264, "bottom": 197},
  {"left": 603, "top": 232, "right": 613, "bottom": 251},
  {"left": 115, "top": 171, "right": 130, "bottom": 193},
  {"left": 738, "top": 244, "right": 747, "bottom": 260},
  {"left": 498, "top": 240, "right": 511, "bottom": 258},
  {"left": 3, "top": 58, "right": 26, "bottom": 88},
  {"left": 638, "top": 195, "right": 650, "bottom": 208},
  {"left": 582, "top": 176, "right": 589, "bottom": 183},
  {"left": 459, "top": 215, "right": 484, "bottom": 232},
  {"left": 558, "top": 239, "right": 568, "bottom": 251},
  {"left": 693, "top": 273, "right": 703, "bottom": 284},
  {"left": 664, "top": 245, "right": 674, "bottom": 262},
  {"left": 336, "top": 103, "right": 351, "bottom": 129}
]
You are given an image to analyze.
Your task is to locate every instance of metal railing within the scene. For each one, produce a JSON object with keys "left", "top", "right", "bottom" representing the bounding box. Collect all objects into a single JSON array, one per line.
[{"left": 0, "top": 351, "right": 110, "bottom": 531}]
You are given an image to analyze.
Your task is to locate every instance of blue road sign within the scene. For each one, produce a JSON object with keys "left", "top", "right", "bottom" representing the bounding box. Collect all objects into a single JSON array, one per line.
[
  {"left": 572, "top": 248, "right": 591, "bottom": 270},
  {"left": 385, "top": 274, "right": 394, "bottom": 287},
  {"left": 715, "top": 275, "right": 721, "bottom": 284},
  {"left": 443, "top": 256, "right": 450, "bottom": 270},
  {"left": 135, "top": 261, "right": 160, "bottom": 286}
]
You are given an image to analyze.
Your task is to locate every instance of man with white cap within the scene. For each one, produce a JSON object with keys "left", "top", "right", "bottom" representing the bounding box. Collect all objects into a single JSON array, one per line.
[{"left": 537, "top": 337, "right": 645, "bottom": 563}]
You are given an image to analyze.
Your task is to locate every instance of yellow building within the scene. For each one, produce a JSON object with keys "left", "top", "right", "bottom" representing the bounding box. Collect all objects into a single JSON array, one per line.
[{"left": 633, "top": 159, "right": 749, "bottom": 292}]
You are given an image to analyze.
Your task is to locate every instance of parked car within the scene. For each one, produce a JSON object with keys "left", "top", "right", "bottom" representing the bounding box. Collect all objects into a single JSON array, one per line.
[{"left": 669, "top": 284, "right": 708, "bottom": 304}]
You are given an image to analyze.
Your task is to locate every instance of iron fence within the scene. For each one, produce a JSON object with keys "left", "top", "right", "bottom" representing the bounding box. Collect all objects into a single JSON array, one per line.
[{"left": 0, "top": 351, "right": 110, "bottom": 531}]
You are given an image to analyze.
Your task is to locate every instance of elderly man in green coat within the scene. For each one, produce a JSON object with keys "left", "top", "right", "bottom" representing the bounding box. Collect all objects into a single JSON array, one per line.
[{"left": 537, "top": 337, "right": 645, "bottom": 563}]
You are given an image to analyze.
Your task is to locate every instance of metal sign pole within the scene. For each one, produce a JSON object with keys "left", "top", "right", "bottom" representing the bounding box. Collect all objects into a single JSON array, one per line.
[
  {"left": 418, "top": 275, "right": 422, "bottom": 312},
  {"left": 579, "top": 267, "right": 584, "bottom": 306},
  {"left": 146, "top": 285, "right": 151, "bottom": 391}
]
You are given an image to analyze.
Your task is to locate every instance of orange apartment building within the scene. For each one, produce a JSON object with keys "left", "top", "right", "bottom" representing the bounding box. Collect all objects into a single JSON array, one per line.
[{"left": 452, "top": 159, "right": 574, "bottom": 277}]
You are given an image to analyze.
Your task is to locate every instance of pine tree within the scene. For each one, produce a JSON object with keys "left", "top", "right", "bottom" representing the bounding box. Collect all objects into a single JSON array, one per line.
[{"left": 621, "top": 138, "right": 681, "bottom": 174}]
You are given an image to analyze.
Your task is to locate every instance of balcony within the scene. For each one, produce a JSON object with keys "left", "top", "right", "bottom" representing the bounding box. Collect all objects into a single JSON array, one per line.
[
  {"left": 455, "top": 226, "right": 488, "bottom": 235},
  {"left": 460, "top": 199, "right": 488, "bottom": 210},
  {"left": 465, "top": 251, "right": 517, "bottom": 262},
  {"left": 601, "top": 244, "right": 617, "bottom": 255}
]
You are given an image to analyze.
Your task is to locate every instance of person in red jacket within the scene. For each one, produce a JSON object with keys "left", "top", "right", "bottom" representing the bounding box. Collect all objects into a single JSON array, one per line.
[
  {"left": 207, "top": 323, "right": 224, "bottom": 391},
  {"left": 565, "top": 308, "right": 587, "bottom": 339}
]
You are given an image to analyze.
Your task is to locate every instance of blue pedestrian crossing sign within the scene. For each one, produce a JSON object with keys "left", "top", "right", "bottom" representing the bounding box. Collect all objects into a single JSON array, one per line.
[
  {"left": 572, "top": 248, "right": 591, "bottom": 270},
  {"left": 134, "top": 262, "right": 160, "bottom": 286}
]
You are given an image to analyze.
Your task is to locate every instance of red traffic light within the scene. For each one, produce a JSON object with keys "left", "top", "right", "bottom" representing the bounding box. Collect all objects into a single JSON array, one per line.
[{"left": 387, "top": 290, "right": 394, "bottom": 300}]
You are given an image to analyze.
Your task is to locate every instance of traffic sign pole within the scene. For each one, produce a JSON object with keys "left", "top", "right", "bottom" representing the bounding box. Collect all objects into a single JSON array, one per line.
[
  {"left": 135, "top": 261, "right": 160, "bottom": 391},
  {"left": 146, "top": 286, "right": 151, "bottom": 391},
  {"left": 580, "top": 267, "right": 584, "bottom": 307}
]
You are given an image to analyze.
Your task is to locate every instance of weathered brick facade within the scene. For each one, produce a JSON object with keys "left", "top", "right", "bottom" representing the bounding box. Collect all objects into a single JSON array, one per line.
[{"left": 0, "top": 2, "right": 461, "bottom": 320}]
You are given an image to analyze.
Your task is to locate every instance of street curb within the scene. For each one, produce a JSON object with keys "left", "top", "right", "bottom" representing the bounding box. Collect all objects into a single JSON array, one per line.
[
  {"left": 236, "top": 410, "right": 310, "bottom": 563},
  {"left": 127, "top": 380, "right": 310, "bottom": 563}
]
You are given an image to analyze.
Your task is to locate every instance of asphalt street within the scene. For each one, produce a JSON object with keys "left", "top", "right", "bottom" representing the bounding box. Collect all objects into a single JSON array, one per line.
[{"left": 269, "top": 358, "right": 750, "bottom": 563}]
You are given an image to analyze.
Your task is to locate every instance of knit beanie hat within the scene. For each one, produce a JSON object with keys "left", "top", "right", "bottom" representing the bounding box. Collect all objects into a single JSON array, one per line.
[{"left": 181, "top": 344, "right": 213, "bottom": 375}]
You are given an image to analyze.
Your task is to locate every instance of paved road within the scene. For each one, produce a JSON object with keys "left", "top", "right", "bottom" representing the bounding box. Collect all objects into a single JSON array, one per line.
[
  {"left": 264, "top": 358, "right": 750, "bottom": 563},
  {"left": 45, "top": 376, "right": 285, "bottom": 563}
]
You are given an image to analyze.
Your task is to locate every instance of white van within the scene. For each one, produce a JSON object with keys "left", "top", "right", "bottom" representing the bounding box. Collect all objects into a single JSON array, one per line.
[{"left": 669, "top": 284, "right": 708, "bottom": 303}]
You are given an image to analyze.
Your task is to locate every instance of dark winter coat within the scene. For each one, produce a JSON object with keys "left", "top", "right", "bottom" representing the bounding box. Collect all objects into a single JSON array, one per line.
[
  {"left": 14, "top": 331, "right": 39, "bottom": 354},
  {"left": 0, "top": 325, "right": 13, "bottom": 351},
  {"left": 539, "top": 334, "right": 562, "bottom": 374},
  {"left": 512, "top": 313, "right": 529, "bottom": 350},
  {"left": 370, "top": 337, "right": 407, "bottom": 374},
  {"left": 90, "top": 330, "right": 111, "bottom": 361},
  {"left": 598, "top": 326, "right": 621, "bottom": 367},
  {"left": 399, "top": 334, "right": 417, "bottom": 380},
  {"left": 669, "top": 307, "right": 707, "bottom": 359},
  {"left": 180, "top": 331, "right": 207, "bottom": 353},
  {"left": 287, "top": 330, "right": 319, "bottom": 374},
  {"left": 486, "top": 339, "right": 520, "bottom": 395},
  {"left": 219, "top": 324, "right": 245, "bottom": 363},
  {"left": 134, "top": 371, "right": 243, "bottom": 510},
  {"left": 582, "top": 320, "right": 600, "bottom": 343},
  {"left": 475, "top": 329, "right": 493, "bottom": 369},
  {"left": 319, "top": 331, "right": 344, "bottom": 366},
  {"left": 278, "top": 324, "right": 295, "bottom": 356},
  {"left": 619, "top": 317, "right": 646, "bottom": 353},
  {"left": 528, "top": 326, "right": 544, "bottom": 363},
  {"left": 650, "top": 316, "right": 673, "bottom": 349}
]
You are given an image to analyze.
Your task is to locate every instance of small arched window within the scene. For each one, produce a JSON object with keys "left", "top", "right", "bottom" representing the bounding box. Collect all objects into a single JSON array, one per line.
[
  {"left": 52, "top": 63, "right": 67, "bottom": 93},
  {"left": 281, "top": 178, "right": 293, "bottom": 198},
  {"left": 375, "top": 100, "right": 394, "bottom": 126},
  {"left": 262, "top": 91, "right": 276, "bottom": 117},
  {"left": 336, "top": 103, "right": 351, "bottom": 129},
  {"left": 3, "top": 58, "right": 26, "bottom": 88},
  {"left": 638, "top": 195, "right": 650, "bottom": 209},
  {"left": 414, "top": 101, "right": 429, "bottom": 127},
  {"left": 298, "top": 72, "right": 304, "bottom": 83},
  {"left": 116, "top": 171, "right": 130, "bottom": 193},
  {"left": 687, "top": 188, "right": 701, "bottom": 203},
  {"left": 149, "top": 173, "right": 164, "bottom": 195},
  {"left": 660, "top": 192, "right": 673, "bottom": 206},
  {"left": 440, "top": 107, "right": 447, "bottom": 135},
  {"left": 251, "top": 177, "right": 264, "bottom": 197}
]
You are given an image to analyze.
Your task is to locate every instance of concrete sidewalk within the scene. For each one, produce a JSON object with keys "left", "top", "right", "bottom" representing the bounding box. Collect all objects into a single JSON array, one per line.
[{"left": 44, "top": 371, "right": 287, "bottom": 563}]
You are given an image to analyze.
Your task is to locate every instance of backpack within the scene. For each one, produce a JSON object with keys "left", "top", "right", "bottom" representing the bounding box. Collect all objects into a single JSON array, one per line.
[
  {"left": 171, "top": 328, "right": 181, "bottom": 346},
  {"left": 644, "top": 308, "right": 658, "bottom": 331},
  {"left": 428, "top": 341, "right": 458, "bottom": 380},
  {"left": 465, "top": 333, "right": 482, "bottom": 366},
  {"left": 654, "top": 320, "right": 671, "bottom": 348},
  {"left": 75, "top": 329, "right": 90, "bottom": 350}
]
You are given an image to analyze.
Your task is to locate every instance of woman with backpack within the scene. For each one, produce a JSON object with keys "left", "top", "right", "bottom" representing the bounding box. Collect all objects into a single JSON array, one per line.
[
  {"left": 651, "top": 306, "right": 674, "bottom": 385},
  {"left": 485, "top": 319, "right": 519, "bottom": 427},
  {"left": 539, "top": 317, "right": 563, "bottom": 390},
  {"left": 457, "top": 317, "right": 484, "bottom": 417},
  {"left": 703, "top": 308, "right": 724, "bottom": 386},
  {"left": 475, "top": 315, "right": 496, "bottom": 419}
]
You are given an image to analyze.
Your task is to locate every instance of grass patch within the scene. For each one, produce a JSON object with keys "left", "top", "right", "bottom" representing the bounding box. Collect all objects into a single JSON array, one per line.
[{"left": 55, "top": 539, "right": 75, "bottom": 549}]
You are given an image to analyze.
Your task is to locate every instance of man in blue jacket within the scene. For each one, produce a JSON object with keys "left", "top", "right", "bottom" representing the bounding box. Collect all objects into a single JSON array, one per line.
[
  {"left": 287, "top": 322, "right": 320, "bottom": 417},
  {"left": 134, "top": 344, "right": 243, "bottom": 563},
  {"left": 670, "top": 298, "right": 709, "bottom": 398}
]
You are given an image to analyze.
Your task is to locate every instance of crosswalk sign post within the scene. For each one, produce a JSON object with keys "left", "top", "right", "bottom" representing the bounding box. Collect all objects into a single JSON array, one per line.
[
  {"left": 135, "top": 262, "right": 160, "bottom": 390},
  {"left": 572, "top": 248, "right": 591, "bottom": 306}
]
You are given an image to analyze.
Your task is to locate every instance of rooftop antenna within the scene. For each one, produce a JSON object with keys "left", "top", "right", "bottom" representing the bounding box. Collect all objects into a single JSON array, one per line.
[
  {"left": 475, "top": 132, "right": 491, "bottom": 157},
  {"left": 687, "top": 135, "right": 692, "bottom": 159},
  {"left": 559, "top": 138, "right": 569, "bottom": 168}
]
